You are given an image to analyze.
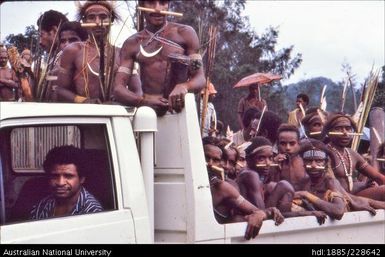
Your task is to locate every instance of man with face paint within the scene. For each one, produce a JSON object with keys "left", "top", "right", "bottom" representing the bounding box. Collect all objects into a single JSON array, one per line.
[
  {"left": 237, "top": 137, "right": 295, "bottom": 213},
  {"left": 0, "top": 47, "right": 19, "bottom": 101},
  {"left": 296, "top": 142, "right": 348, "bottom": 220},
  {"left": 298, "top": 139, "right": 384, "bottom": 215},
  {"left": 56, "top": 1, "right": 132, "bottom": 104},
  {"left": 203, "top": 139, "right": 284, "bottom": 240},
  {"left": 324, "top": 113, "right": 385, "bottom": 201},
  {"left": 112, "top": 0, "right": 205, "bottom": 116},
  {"left": 237, "top": 136, "right": 331, "bottom": 224},
  {"left": 31, "top": 146, "right": 103, "bottom": 219}
]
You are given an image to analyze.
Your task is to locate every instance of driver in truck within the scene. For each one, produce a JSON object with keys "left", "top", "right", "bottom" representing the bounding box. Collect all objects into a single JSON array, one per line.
[{"left": 31, "top": 145, "right": 103, "bottom": 219}]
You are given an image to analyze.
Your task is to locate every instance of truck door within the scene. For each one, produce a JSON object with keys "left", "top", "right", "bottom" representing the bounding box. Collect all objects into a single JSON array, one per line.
[{"left": 0, "top": 118, "right": 136, "bottom": 243}]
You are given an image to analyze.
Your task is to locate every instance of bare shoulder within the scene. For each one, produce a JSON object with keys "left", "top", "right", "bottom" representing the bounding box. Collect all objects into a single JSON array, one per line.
[
  {"left": 348, "top": 148, "right": 366, "bottom": 163},
  {"left": 122, "top": 32, "right": 143, "bottom": 48},
  {"left": 325, "top": 176, "right": 342, "bottom": 191},
  {"left": 169, "top": 22, "right": 198, "bottom": 43},
  {"left": 172, "top": 22, "right": 196, "bottom": 33},
  {"left": 60, "top": 42, "right": 84, "bottom": 64},
  {"left": 62, "top": 42, "right": 84, "bottom": 55},
  {"left": 238, "top": 169, "right": 260, "bottom": 182},
  {"left": 217, "top": 180, "right": 239, "bottom": 196}
]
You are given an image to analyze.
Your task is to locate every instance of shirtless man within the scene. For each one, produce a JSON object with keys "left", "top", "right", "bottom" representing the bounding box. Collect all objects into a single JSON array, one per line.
[
  {"left": 45, "top": 21, "right": 88, "bottom": 101},
  {"left": 35, "top": 10, "right": 68, "bottom": 100},
  {"left": 275, "top": 124, "right": 309, "bottom": 191},
  {"left": 298, "top": 139, "right": 383, "bottom": 214},
  {"left": 58, "top": 22, "right": 88, "bottom": 51},
  {"left": 301, "top": 108, "right": 326, "bottom": 140},
  {"left": 295, "top": 141, "right": 348, "bottom": 220},
  {"left": 237, "top": 136, "right": 328, "bottom": 224},
  {"left": 56, "top": 1, "right": 125, "bottom": 103},
  {"left": 113, "top": 0, "right": 205, "bottom": 115},
  {"left": 324, "top": 113, "right": 385, "bottom": 201},
  {"left": 37, "top": 10, "right": 68, "bottom": 54},
  {"left": 0, "top": 47, "right": 19, "bottom": 101},
  {"left": 203, "top": 141, "right": 284, "bottom": 239},
  {"left": 376, "top": 143, "right": 385, "bottom": 175},
  {"left": 218, "top": 139, "right": 239, "bottom": 181},
  {"left": 237, "top": 137, "right": 295, "bottom": 213}
]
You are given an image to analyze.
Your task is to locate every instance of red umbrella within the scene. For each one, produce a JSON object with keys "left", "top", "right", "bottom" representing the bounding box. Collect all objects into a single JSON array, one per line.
[{"left": 233, "top": 73, "right": 282, "bottom": 88}]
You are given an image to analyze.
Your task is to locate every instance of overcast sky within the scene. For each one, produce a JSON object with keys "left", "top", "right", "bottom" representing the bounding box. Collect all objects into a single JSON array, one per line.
[{"left": 0, "top": 1, "right": 384, "bottom": 85}]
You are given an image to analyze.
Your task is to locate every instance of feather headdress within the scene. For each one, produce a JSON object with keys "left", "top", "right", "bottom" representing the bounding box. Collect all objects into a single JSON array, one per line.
[{"left": 75, "top": 0, "right": 121, "bottom": 22}]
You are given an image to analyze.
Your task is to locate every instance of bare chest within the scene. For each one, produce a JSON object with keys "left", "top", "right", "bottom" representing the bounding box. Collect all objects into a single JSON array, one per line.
[
  {"left": 0, "top": 68, "right": 14, "bottom": 80},
  {"left": 330, "top": 149, "right": 357, "bottom": 178},
  {"left": 136, "top": 28, "right": 186, "bottom": 65}
]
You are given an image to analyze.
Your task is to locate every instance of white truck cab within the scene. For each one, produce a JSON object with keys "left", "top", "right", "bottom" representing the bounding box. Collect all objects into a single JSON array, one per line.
[{"left": 0, "top": 94, "right": 384, "bottom": 244}]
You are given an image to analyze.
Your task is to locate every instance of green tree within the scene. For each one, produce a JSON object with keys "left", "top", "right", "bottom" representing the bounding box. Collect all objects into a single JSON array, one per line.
[
  {"left": 170, "top": 0, "right": 302, "bottom": 130},
  {"left": 4, "top": 25, "right": 39, "bottom": 54}
]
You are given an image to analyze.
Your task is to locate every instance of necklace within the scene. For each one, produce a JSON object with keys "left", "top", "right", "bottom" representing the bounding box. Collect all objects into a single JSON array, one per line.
[
  {"left": 143, "top": 21, "right": 184, "bottom": 53},
  {"left": 144, "top": 21, "right": 168, "bottom": 47},
  {"left": 328, "top": 144, "right": 353, "bottom": 192}
]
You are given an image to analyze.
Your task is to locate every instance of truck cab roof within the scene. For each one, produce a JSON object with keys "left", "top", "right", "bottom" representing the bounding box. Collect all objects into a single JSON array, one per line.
[{"left": 0, "top": 102, "right": 134, "bottom": 121}]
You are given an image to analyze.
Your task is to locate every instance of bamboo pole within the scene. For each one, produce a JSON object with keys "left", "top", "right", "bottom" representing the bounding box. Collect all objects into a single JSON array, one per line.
[
  {"left": 305, "top": 165, "right": 325, "bottom": 170},
  {"left": 255, "top": 105, "right": 267, "bottom": 135},
  {"left": 351, "top": 70, "right": 380, "bottom": 151},
  {"left": 200, "top": 26, "right": 217, "bottom": 135},
  {"left": 138, "top": 6, "right": 183, "bottom": 17},
  {"left": 340, "top": 78, "right": 348, "bottom": 112},
  {"left": 207, "top": 164, "right": 224, "bottom": 181},
  {"left": 320, "top": 84, "right": 327, "bottom": 109},
  {"left": 347, "top": 72, "right": 357, "bottom": 112},
  {"left": 328, "top": 132, "right": 363, "bottom": 136},
  {"left": 256, "top": 164, "right": 279, "bottom": 167},
  {"left": 80, "top": 22, "right": 110, "bottom": 28}
]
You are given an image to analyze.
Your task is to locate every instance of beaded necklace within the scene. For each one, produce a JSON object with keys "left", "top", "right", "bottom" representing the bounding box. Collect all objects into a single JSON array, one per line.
[{"left": 328, "top": 144, "right": 353, "bottom": 192}]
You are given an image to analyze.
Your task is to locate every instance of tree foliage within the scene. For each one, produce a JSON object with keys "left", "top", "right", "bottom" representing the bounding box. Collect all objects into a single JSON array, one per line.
[
  {"left": 170, "top": 0, "right": 302, "bottom": 130},
  {"left": 4, "top": 25, "right": 39, "bottom": 54}
]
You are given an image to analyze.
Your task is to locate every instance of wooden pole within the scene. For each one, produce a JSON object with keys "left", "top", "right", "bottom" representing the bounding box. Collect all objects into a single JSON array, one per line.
[
  {"left": 351, "top": 70, "right": 380, "bottom": 151},
  {"left": 200, "top": 26, "right": 217, "bottom": 135},
  {"left": 138, "top": 7, "right": 183, "bottom": 17}
]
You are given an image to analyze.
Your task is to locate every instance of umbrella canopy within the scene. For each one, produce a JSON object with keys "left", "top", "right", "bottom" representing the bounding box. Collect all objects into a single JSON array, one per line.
[
  {"left": 201, "top": 82, "right": 217, "bottom": 95},
  {"left": 233, "top": 73, "right": 282, "bottom": 88}
]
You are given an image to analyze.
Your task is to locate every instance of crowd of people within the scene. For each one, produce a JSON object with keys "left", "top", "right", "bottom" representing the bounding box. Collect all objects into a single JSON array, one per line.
[
  {"left": 204, "top": 94, "right": 385, "bottom": 238},
  {"left": 1, "top": 0, "right": 384, "bottom": 240},
  {"left": 0, "top": 0, "right": 205, "bottom": 114}
]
